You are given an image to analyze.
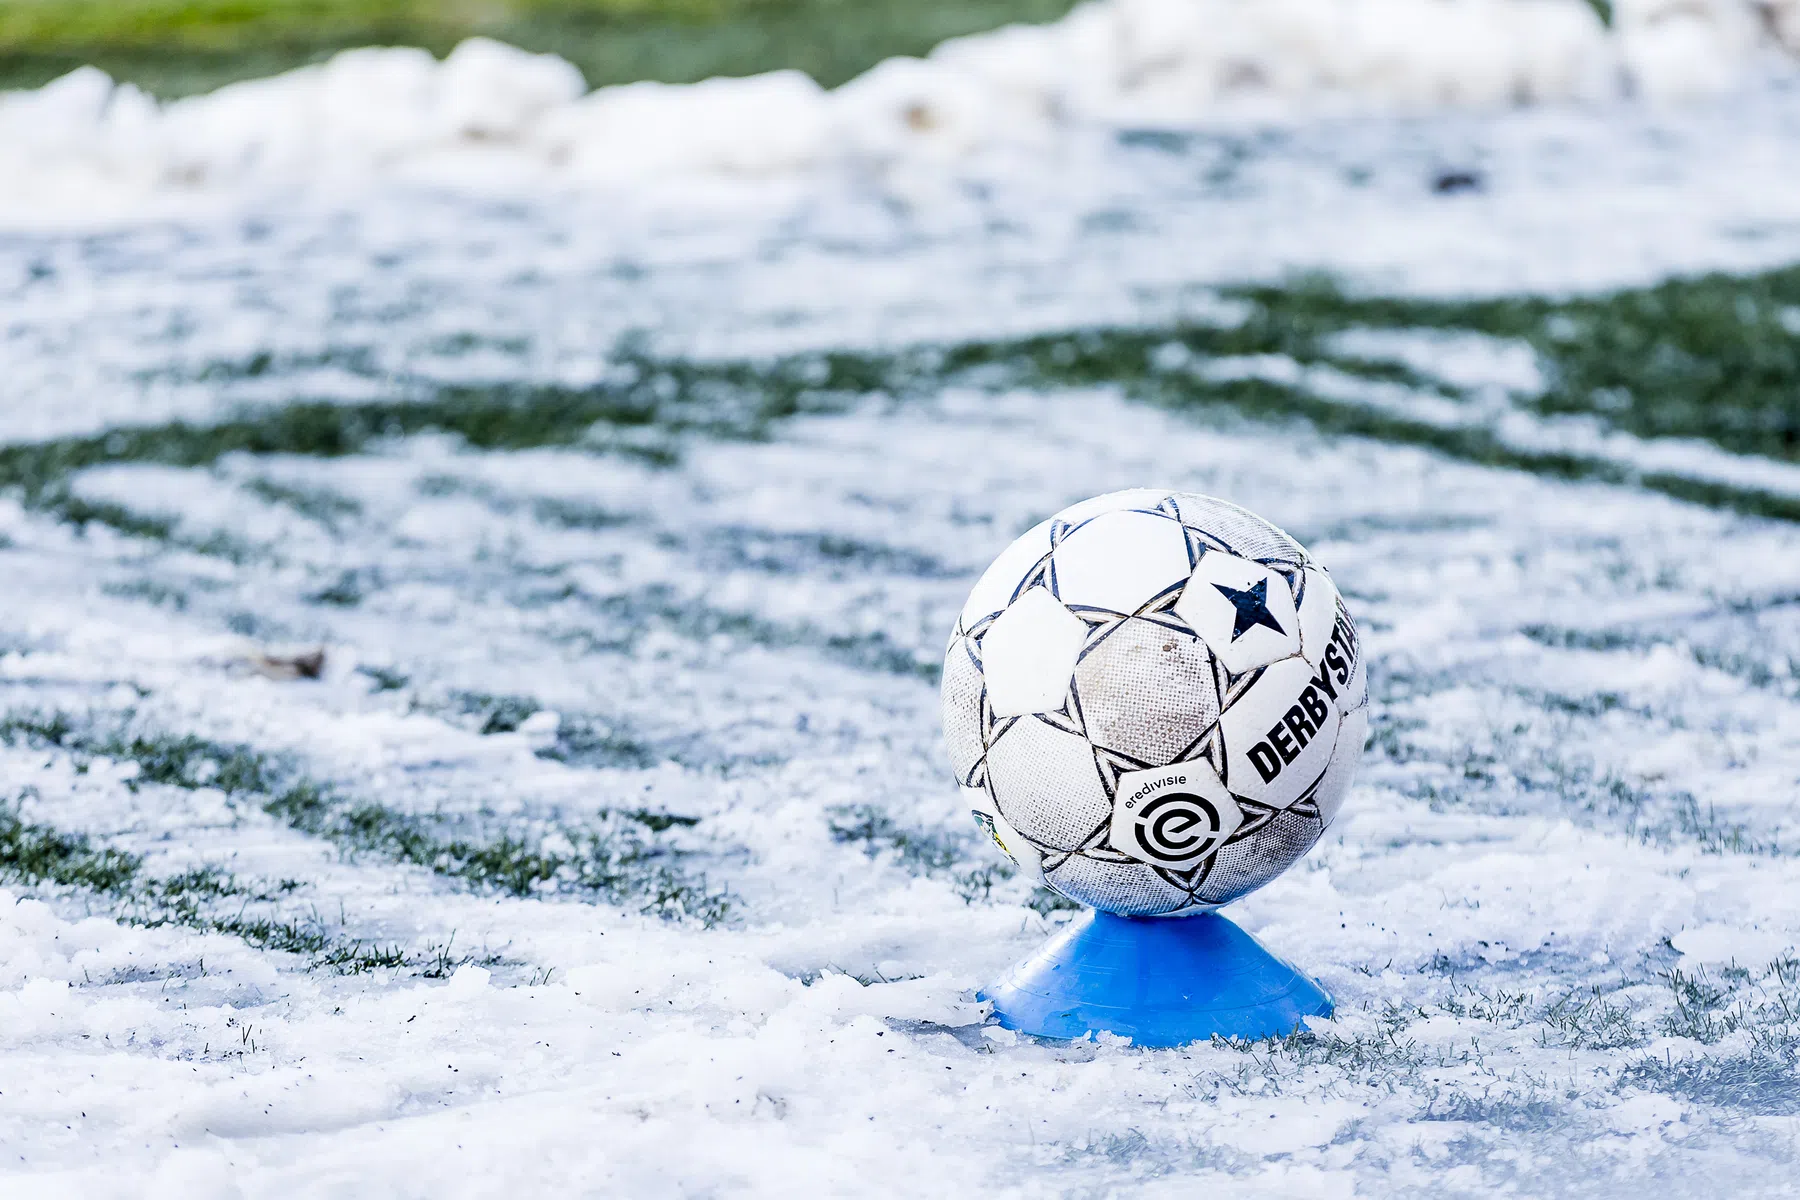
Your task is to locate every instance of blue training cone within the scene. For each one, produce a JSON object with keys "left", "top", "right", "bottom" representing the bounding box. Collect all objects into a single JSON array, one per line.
[{"left": 983, "top": 910, "right": 1332, "bottom": 1047}]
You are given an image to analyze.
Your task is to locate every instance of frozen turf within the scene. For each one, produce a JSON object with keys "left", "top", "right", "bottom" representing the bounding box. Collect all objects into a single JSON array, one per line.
[
  {"left": 3, "top": 375, "right": 1800, "bottom": 1193},
  {"left": 5, "top": 84, "right": 1800, "bottom": 1200}
]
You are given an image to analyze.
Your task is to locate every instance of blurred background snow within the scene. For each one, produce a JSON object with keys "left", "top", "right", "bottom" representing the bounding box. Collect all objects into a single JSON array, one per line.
[{"left": 5, "top": 0, "right": 1800, "bottom": 224}]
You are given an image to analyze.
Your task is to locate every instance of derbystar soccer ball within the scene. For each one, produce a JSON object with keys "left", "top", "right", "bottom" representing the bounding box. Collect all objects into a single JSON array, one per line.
[{"left": 942, "top": 489, "right": 1367, "bottom": 916}]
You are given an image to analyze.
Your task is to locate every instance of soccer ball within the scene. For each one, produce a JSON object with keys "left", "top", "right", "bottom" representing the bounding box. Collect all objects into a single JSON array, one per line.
[{"left": 942, "top": 489, "right": 1367, "bottom": 916}]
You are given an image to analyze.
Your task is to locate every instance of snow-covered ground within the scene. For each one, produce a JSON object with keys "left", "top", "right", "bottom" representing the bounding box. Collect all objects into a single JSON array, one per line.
[
  {"left": 7, "top": 378, "right": 1800, "bottom": 1196},
  {"left": 6, "top": 4, "right": 1800, "bottom": 1195}
]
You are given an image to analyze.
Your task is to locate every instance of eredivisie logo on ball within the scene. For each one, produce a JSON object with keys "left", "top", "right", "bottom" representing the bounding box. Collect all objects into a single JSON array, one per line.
[
  {"left": 1108, "top": 764, "right": 1242, "bottom": 870},
  {"left": 1130, "top": 791, "right": 1229, "bottom": 864}
]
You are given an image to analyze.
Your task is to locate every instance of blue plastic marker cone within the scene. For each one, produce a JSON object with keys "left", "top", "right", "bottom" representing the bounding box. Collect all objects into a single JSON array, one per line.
[{"left": 983, "top": 910, "right": 1332, "bottom": 1047}]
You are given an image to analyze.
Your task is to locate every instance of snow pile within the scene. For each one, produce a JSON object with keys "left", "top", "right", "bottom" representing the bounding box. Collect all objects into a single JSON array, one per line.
[{"left": 3, "top": 0, "right": 1799, "bottom": 225}]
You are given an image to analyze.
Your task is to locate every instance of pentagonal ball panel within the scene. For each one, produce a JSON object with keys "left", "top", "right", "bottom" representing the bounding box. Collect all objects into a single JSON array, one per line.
[
  {"left": 1050, "top": 509, "right": 1193, "bottom": 616},
  {"left": 958, "top": 517, "right": 1055, "bottom": 630},
  {"left": 978, "top": 586, "right": 1086, "bottom": 718},
  {"left": 1174, "top": 550, "right": 1301, "bottom": 675}
]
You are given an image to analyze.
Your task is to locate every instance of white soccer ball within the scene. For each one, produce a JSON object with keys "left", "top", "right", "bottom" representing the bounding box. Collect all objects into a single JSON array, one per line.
[{"left": 943, "top": 489, "right": 1367, "bottom": 916}]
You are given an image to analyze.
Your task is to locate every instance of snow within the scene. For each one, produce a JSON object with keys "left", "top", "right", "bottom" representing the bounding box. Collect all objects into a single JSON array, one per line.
[
  {"left": 1323, "top": 327, "right": 1547, "bottom": 395},
  {"left": 1673, "top": 924, "right": 1799, "bottom": 965},
  {"left": 4, "top": 0, "right": 1800, "bottom": 227},
  {"left": 3, "top": 4, "right": 1800, "bottom": 1194},
  {"left": 14, "top": 75, "right": 1800, "bottom": 453},
  {"left": 3, "top": 378, "right": 1800, "bottom": 1191}
]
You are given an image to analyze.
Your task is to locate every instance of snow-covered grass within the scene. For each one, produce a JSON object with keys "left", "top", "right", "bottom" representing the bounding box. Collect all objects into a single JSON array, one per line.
[
  {"left": 5, "top": 348, "right": 1800, "bottom": 1192},
  {"left": 8, "top": 11, "right": 1800, "bottom": 1193},
  {"left": 7, "top": 265, "right": 1800, "bottom": 523}
]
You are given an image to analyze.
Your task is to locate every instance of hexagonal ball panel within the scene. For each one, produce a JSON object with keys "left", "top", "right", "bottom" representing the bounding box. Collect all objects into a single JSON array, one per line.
[
  {"left": 1050, "top": 509, "right": 1192, "bottom": 616},
  {"left": 940, "top": 635, "right": 987, "bottom": 785},
  {"left": 1166, "top": 492, "right": 1307, "bottom": 565},
  {"left": 978, "top": 586, "right": 1086, "bottom": 717},
  {"left": 1193, "top": 807, "right": 1323, "bottom": 906},
  {"left": 1108, "top": 760, "right": 1241, "bottom": 870},
  {"left": 1043, "top": 853, "right": 1190, "bottom": 916},
  {"left": 986, "top": 718, "right": 1112, "bottom": 852},
  {"left": 1173, "top": 550, "right": 1301, "bottom": 675}
]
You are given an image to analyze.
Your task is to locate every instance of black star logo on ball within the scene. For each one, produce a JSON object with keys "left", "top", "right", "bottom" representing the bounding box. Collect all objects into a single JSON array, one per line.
[{"left": 1212, "top": 577, "right": 1286, "bottom": 641}]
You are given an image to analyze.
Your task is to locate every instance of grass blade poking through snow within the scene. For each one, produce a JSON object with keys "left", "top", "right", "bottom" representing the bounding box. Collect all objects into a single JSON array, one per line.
[
  {"left": 0, "top": 713, "right": 732, "bottom": 926},
  {"left": 0, "top": 801, "right": 422, "bottom": 974}
]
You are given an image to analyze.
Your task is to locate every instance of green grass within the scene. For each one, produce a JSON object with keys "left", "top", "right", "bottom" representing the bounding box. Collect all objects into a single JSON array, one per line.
[
  {"left": 241, "top": 477, "right": 363, "bottom": 530},
  {"left": 0, "top": 801, "right": 433, "bottom": 973},
  {"left": 0, "top": 805, "right": 142, "bottom": 892},
  {"left": 1224, "top": 270, "right": 1800, "bottom": 463},
  {"left": 920, "top": 274, "right": 1800, "bottom": 520},
  {"left": 10, "top": 268, "right": 1800, "bottom": 563},
  {"left": 0, "top": 710, "right": 731, "bottom": 922},
  {"left": 0, "top": 0, "right": 1078, "bottom": 97},
  {"left": 264, "top": 780, "right": 725, "bottom": 920},
  {"left": 0, "top": 357, "right": 843, "bottom": 503},
  {"left": 568, "top": 583, "right": 940, "bottom": 680}
]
